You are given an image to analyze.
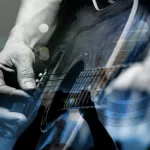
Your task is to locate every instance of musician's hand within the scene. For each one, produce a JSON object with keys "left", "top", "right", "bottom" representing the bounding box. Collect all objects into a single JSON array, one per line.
[
  {"left": 106, "top": 63, "right": 150, "bottom": 99},
  {"left": 0, "top": 43, "right": 36, "bottom": 139},
  {"left": 0, "top": 43, "right": 36, "bottom": 90},
  {"left": 0, "top": 87, "right": 33, "bottom": 139}
]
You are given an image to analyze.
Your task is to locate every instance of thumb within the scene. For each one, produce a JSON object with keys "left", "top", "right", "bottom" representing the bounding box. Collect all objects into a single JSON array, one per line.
[{"left": 14, "top": 57, "right": 36, "bottom": 91}]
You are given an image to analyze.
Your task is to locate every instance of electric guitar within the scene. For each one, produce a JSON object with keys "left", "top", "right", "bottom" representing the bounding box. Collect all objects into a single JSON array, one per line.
[{"left": 14, "top": 0, "right": 150, "bottom": 149}]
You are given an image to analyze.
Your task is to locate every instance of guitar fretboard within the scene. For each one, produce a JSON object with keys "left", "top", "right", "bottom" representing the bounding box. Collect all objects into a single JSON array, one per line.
[{"left": 60, "top": 64, "right": 129, "bottom": 110}]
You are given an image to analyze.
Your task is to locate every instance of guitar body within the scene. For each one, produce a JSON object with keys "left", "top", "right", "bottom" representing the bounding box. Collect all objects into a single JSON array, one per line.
[
  {"left": 14, "top": 0, "right": 150, "bottom": 150},
  {"left": 36, "top": 109, "right": 116, "bottom": 150}
]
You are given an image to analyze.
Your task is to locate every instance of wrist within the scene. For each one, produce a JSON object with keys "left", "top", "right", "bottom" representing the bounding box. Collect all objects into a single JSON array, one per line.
[
  {"left": 3, "top": 40, "right": 34, "bottom": 57},
  {"left": 5, "top": 26, "right": 34, "bottom": 49}
]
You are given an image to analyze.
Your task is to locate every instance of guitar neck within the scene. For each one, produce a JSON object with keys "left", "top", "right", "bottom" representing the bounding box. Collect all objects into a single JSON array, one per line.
[
  {"left": 65, "top": 0, "right": 140, "bottom": 105},
  {"left": 106, "top": 0, "right": 138, "bottom": 67},
  {"left": 61, "top": 64, "right": 129, "bottom": 110}
]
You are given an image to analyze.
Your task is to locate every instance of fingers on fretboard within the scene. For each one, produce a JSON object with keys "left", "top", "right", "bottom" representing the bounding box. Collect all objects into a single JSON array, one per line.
[
  {"left": 58, "top": 90, "right": 94, "bottom": 111},
  {"left": 59, "top": 65, "right": 129, "bottom": 111}
]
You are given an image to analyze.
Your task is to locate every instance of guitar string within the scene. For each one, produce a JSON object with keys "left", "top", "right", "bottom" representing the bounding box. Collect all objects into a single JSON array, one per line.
[
  {"left": 71, "top": 69, "right": 99, "bottom": 107},
  {"left": 68, "top": 68, "right": 106, "bottom": 108},
  {"left": 37, "top": 63, "right": 131, "bottom": 79},
  {"left": 84, "top": 68, "right": 107, "bottom": 105},
  {"left": 40, "top": 69, "right": 97, "bottom": 127},
  {"left": 73, "top": 70, "right": 96, "bottom": 107},
  {"left": 60, "top": 65, "right": 125, "bottom": 109},
  {"left": 39, "top": 76, "right": 64, "bottom": 125},
  {"left": 39, "top": 64, "right": 129, "bottom": 131},
  {"left": 63, "top": 70, "right": 89, "bottom": 108},
  {"left": 57, "top": 66, "right": 127, "bottom": 111},
  {"left": 63, "top": 75, "right": 81, "bottom": 108},
  {"left": 11, "top": 64, "right": 130, "bottom": 87},
  {"left": 78, "top": 70, "right": 100, "bottom": 105},
  {"left": 81, "top": 68, "right": 107, "bottom": 106},
  {"left": 38, "top": 72, "right": 100, "bottom": 103},
  {"left": 41, "top": 81, "right": 82, "bottom": 126},
  {"left": 78, "top": 65, "right": 126, "bottom": 108},
  {"left": 91, "top": 67, "right": 115, "bottom": 102},
  {"left": 38, "top": 63, "right": 129, "bottom": 91},
  {"left": 39, "top": 69, "right": 107, "bottom": 130},
  {"left": 68, "top": 67, "right": 112, "bottom": 108},
  {"left": 66, "top": 70, "right": 92, "bottom": 108},
  {"left": 37, "top": 75, "right": 62, "bottom": 126},
  {"left": 80, "top": 68, "right": 108, "bottom": 107},
  {"left": 85, "top": 66, "right": 126, "bottom": 106},
  {"left": 37, "top": 65, "right": 125, "bottom": 106},
  {"left": 40, "top": 64, "right": 124, "bottom": 127},
  {"left": 74, "top": 69, "right": 99, "bottom": 108},
  {"left": 40, "top": 71, "right": 88, "bottom": 126},
  {"left": 91, "top": 68, "right": 109, "bottom": 95},
  {"left": 74, "top": 68, "right": 106, "bottom": 107},
  {"left": 69, "top": 70, "right": 93, "bottom": 108},
  {"left": 68, "top": 70, "right": 92, "bottom": 108},
  {"left": 39, "top": 66, "right": 126, "bottom": 107},
  {"left": 39, "top": 63, "right": 132, "bottom": 131},
  {"left": 36, "top": 63, "right": 130, "bottom": 110},
  {"left": 34, "top": 63, "right": 130, "bottom": 103}
]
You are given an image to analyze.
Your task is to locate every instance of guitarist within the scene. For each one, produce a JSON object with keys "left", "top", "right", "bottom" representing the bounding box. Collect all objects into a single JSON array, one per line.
[{"left": 0, "top": 0, "right": 149, "bottom": 149}]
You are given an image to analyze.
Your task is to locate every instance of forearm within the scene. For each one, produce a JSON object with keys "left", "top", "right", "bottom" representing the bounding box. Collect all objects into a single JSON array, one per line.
[{"left": 5, "top": 0, "right": 63, "bottom": 49}]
